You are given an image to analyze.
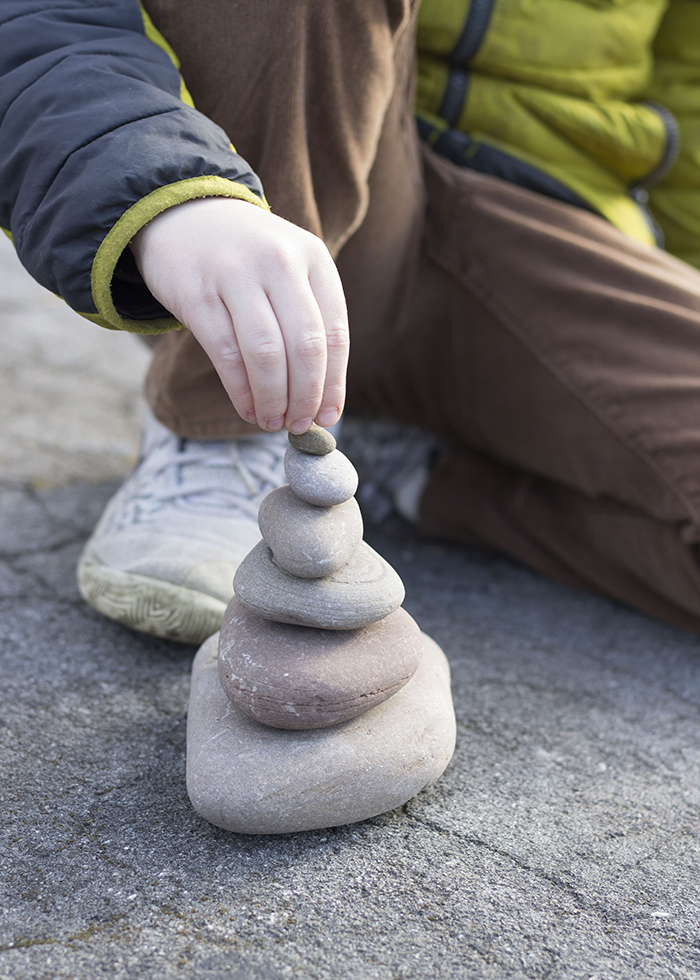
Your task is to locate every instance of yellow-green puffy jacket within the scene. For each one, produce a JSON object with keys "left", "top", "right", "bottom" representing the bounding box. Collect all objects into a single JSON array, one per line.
[
  {"left": 416, "top": 0, "right": 699, "bottom": 260},
  {"left": 647, "top": 0, "right": 700, "bottom": 268}
]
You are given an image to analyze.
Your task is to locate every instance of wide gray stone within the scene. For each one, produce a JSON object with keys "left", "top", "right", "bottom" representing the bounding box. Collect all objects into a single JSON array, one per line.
[
  {"left": 218, "top": 599, "right": 423, "bottom": 729},
  {"left": 284, "top": 446, "right": 359, "bottom": 507},
  {"left": 288, "top": 422, "right": 336, "bottom": 455},
  {"left": 234, "top": 539, "right": 405, "bottom": 629},
  {"left": 258, "top": 485, "right": 362, "bottom": 579},
  {"left": 187, "top": 630, "right": 456, "bottom": 834}
]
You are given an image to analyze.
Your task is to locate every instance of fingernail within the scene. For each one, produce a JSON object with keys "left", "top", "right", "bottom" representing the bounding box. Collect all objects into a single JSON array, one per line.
[
  {"left": 289, "top": 418, "right": 313, "bottom": 435},
  {"left": 315, "top": 408, "right": 340, "bottom": 428},
  {"left": 265, "top": 416, "right": 284, "bottom": 431},
  {"left": 247, "top": 411, "right": 257, "bottom": 423}
]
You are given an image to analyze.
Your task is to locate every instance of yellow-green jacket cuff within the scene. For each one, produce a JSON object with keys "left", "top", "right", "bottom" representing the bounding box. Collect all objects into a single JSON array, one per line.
[{"left": 87, "top": 176, "right": 270, "bottom": 335}]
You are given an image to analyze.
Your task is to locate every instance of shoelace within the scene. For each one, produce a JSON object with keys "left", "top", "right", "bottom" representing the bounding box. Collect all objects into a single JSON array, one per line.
[
  {"left": 117, "top": 432, "right": 288, "bottom": 526},
  {"left": 340, "top": 417, "right": 444, "bottom": 522}
]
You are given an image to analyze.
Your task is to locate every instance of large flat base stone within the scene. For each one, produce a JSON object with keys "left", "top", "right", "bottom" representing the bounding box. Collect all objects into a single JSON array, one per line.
[{"left": 186, "top": 631, "right": 456, "bottom": 834}]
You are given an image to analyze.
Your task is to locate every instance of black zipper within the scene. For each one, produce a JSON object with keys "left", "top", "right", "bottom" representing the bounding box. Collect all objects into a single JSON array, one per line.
[
  {"left": 628, "top": 102, "right": 680, "bottom": 247},
  {"left": 438, "top": 67, "right": 469, "bottom": 126},
  {"left": 437, "top": 0, "right": 496, "bottom": 127},
  {"left": 450, "top": 0, "right": 497, "bottom": 65},
  {"left": 634, "top": 101, "right": 680, "bottom": 190}
]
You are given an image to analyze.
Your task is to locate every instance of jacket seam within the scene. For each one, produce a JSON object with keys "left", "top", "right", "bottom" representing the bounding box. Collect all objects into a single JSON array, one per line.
[
  {"left": 0, "top": 1, "right": 116, "bottom": 30},
  {"left": 2, "top": 43, "right": 183, "bottom": 124},
  {"left": 18, "top": 104, "right": 184, "bottom": 251}
]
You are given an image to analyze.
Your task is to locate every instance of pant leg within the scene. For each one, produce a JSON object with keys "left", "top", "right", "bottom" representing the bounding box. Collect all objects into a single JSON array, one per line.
[
  {"left": 347, "top": 147, "right": 700, "bottom": 632},
  {"left": 142, "top": 0, "right": 421, "bottom": 437}
]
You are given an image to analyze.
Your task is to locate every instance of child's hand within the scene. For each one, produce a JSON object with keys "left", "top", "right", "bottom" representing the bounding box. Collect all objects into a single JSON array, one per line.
[{"left": 129, "top": 197, "right": 349, "bottom": 433}]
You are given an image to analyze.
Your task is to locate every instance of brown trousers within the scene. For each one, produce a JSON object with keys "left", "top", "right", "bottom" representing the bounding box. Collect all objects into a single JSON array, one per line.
[{"left": 143, "top": 0, "right": 700, "bottom": 634}]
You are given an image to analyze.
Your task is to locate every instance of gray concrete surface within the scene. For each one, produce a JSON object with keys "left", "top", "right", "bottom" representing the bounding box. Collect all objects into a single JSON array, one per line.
[
  {"left": 0, "top": 235, "right": 148, "bottom": 489},
  {"left": 2, "top": 237, "right": 700, "bottom": 979}
]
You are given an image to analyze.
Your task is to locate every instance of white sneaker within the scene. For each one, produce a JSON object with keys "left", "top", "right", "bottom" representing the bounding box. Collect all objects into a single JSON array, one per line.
[
  {"left": 339, "top": 417, "right": 445, "bottom": 525},
  {"left": 77, "top": 409, "right": 288, "bottom": 643}
]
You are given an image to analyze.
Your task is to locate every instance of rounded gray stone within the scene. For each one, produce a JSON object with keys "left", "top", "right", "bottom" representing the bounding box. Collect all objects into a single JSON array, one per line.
[
  {"left": 234, "top": 539, "right": 405, "bottom": 629},
  {"left": 187, "top": 630, "right": 456, "bottom": 834},
  {"left": 218, "top": 599, "right": 423, "bottom": 729},
  {"left": 288, "top": 422, "right": 336, "bottom": 455},
  {"left": 258, "top": 485, "right": 362, "bottom": 579},
  {"left": 284, "top": 447, "right": 359, "bottom": 507}
]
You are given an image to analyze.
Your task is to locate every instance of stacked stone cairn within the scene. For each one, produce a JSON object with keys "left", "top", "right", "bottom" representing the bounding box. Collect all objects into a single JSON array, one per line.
[
  {"left": 219, "top": 423, "right": 423, "bottom": 730},
  {"left": 186, "top": 423, "right": 456, "bottom": 835}
]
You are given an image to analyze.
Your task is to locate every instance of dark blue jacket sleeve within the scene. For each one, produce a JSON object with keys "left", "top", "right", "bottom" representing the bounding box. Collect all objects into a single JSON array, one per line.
[{"left": 0, "top": 0, "right": 267, "bottom": 331}]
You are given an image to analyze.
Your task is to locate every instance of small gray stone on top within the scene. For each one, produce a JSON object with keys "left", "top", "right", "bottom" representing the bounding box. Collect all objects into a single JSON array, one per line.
[
  {"left": 288, "top": 422, "right": 336, "bottom": 455},
  {"left": 187, "top": 629, "right": 455, "bottom": 834},
  {"left": 218, "top": 599, "right": 423, "bottom": 729},
  {"left": 234, "top": 539, "right": 405, "bottom": 629},
  {"left": 258, "top": 485, "right": 362, "bottom": 579},
  {"left": 285, "top": 446, "right": 359, "bottom": 507}
]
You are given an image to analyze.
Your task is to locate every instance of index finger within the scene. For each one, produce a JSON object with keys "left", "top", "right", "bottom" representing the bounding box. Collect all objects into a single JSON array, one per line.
[{"left": 307, "top": 257, "right": 349, "bottom": 428}]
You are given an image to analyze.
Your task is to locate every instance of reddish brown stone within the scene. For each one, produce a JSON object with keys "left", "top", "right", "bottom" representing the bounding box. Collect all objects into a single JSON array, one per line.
[{"left": 217, "top": 598, "right": 423, "bottom": 729}]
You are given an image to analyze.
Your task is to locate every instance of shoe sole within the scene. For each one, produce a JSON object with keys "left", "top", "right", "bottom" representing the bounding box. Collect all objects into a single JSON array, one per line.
[{"left": 77, "top": 556, "right": 227, "bottom": 644}]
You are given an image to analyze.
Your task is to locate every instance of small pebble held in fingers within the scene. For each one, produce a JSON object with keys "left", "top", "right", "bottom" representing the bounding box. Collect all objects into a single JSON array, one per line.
[
  {"left": 258, "top": 485, "right": 363, "bottom": 579},
  {"left": 284, "top": 446, "right": 358, "bottom": 507},
  {"left": 288, "top": 422, "right": 336, "bottom": 455}
]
